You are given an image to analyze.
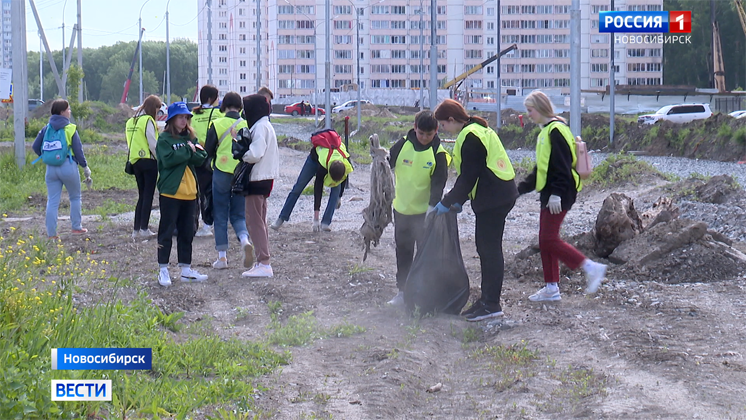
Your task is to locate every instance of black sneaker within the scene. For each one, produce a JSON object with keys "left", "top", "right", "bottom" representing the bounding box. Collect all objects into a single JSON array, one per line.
[
  {"left": 464, "top": 303, "right": 504, "bottom": 322},
  {"left": 460, "top": 300, "right": 485, "bottom": 317}
]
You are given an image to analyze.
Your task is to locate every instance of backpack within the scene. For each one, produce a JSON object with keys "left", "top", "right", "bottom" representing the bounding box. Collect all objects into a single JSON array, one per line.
[
  {"left": 574, "top": 135, "right": 593, "bottom": 179},
  {"left": 311, "top": 129, "right": 349, "bottom": 166},
  {"left": 37, "top": 124, "right": 70, "bottom": 166}
]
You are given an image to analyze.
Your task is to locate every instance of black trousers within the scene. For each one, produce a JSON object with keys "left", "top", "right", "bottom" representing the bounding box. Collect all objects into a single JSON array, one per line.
[
  {"left": 394, "top": 210, "right": 426, "bottom": 290},
  {"left": 474, "top": 201, "right": 515, "bottom": 306},
  {"left": 158, "top": 196, "right": 197, "bottom": 265},
  {"left": 132, "top": 158, "right": 158, "bottom": 231},
  {"left": 195, "top": 164, "right": 214, "bottom": 227}
]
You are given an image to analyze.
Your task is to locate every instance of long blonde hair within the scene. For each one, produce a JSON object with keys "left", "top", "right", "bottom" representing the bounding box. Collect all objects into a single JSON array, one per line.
[{"left": 524, "top": 90, "right": 566, "bottom": 124}]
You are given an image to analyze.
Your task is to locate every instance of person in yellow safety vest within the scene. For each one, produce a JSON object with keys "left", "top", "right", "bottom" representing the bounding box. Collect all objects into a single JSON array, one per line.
[
  {"left": 434, "top": 98, "right": 518, "bottom": 322},
  {"left": 32, "top": 99, "right": 91, "bottom": 238},
  {"left": 270, "top": 129, "right": 353, "bottom": 233},
  {"left": 190, "top": 84, "right": 225, "bottom": 237},
  {"left": 126, "top": 94, "right": 161, "bottom": 240},
  {"left": 203, "top": 92, "right": 253, "bottom": 271},
  {"left": 385, "top": 110, "right": 450, "bottom": 307},
  {"left": 518, "top": 90, "right": 607, "bottom": 302}
]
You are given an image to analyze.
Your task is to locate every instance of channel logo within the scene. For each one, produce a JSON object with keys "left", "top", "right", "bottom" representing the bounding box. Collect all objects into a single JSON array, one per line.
[
  {"left": 51, "top": 380, "right": 112, "bottom": 401},
  {"left": 599, "top": 11, "right": 691, "bottom": 33},
  {"left": 52, "top": 348, "right": 152, "bottom": 370}
]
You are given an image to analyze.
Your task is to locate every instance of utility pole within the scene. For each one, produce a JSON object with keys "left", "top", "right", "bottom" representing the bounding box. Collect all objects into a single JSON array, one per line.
[
  {"left": 166, "top": 0, "right": 171, "bottom": 103},
  {"left": 77, "top": 0, "right": 82, "bottom": 102},
  {"left": 207, "top": 0, "right": 213, "bottom": 85},
  {"left": 256, "top": 0, "right": 261, "bottom": 90},
  {"left": 570, "top": 0, "right": 581, "bottom": 137},
  {"left": 324, "top": 0, "right": 331, "bottom": 128},
  {"left": 429, "top": 0, "right": 437, "bottom": 109},
  {"left": 495, "top": 0, "right": 501, "bottom": 128},
  {"left": 419, "top": 0, "right": 424, "bottom": 111},
  {"left": 139, "top": 0, "right": 150, "bottom": 105},
  {"left": 62, "top": 0, "right": 67, "bottom": 73},
  {"left": 355, "top": 7, "right": 361, "bottom": 132},
  {"left": 12, "top": 0, "right": 28, "bottom": 168},
  {"left": 40, "top": 33, "right": 43, "bottom": 101},
  {"left": 609, "top": 0, "right": 615, "bottom": 145},
  {"left": 29, "top": 0, "right": 66, "bottom": 99}
]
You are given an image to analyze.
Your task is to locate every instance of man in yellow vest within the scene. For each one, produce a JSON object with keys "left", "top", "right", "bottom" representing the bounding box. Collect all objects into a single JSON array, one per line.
[
  {"left": 204, "top": 92, "right": 253, "bottom": 270},
  {"left": 386, "top": 110, "right": 450, "bottom": 306},
  {"left": 190, "top": 85, "right": 225, "bottom": 237}
]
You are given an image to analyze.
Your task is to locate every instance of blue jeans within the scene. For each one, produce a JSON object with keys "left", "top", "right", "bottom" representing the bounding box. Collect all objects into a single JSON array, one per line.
[
  {"left": 212, "top": 169, "right": 249, "bottom": 251},
  {"left": 278, "top": 154, "right": 340, "bottom": 226},
  {"left": 45, "top": 159, "right": 82, "bottom": 236}
]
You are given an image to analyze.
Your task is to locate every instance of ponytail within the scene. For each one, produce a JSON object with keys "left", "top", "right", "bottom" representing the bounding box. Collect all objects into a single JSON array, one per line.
[{"left": 468, "top": 115, "right": 489, "bottom": 128}]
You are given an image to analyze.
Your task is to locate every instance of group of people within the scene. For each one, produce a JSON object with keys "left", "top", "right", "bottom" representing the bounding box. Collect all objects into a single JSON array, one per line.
[
  {"left": 384, "top": 91, "right": 607, "bottom": 321},
  {"left": 34, "top": 86, "right": 606, "bottom": 320}
]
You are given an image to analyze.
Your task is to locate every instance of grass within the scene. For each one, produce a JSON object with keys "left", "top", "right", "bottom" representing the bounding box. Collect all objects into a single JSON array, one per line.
[
  {"left": 587, "top": 153, "right": 672, "bottom": 187},
  {"left": 265, "top": 303, "right": 366, "bottom": 347},
  {"left": 470, "top": 341, "right": 539, "bottom": 391},
  {"left": 87, "top": 199, "right": 131, "bottom": 220},
  {"left": 0, "top": 147, "right": 136, "bottom": 214},
  {"left": 0, "top": 231, "right": 290, "bottom": 419}
]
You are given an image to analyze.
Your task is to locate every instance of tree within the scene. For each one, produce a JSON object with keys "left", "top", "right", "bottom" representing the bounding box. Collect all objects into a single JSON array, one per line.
[{"left": 98, "top": 61, "right": 159, "bottom": 105}]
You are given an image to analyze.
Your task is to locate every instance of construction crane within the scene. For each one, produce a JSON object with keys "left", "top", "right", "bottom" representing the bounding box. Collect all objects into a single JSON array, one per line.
[
  {"left": 443, "top": 44, "right": 518, "bottom": 97},
  {"left": 713, "top": 20, "right": 726, "bottom": 93},
  {"left": 120, "top": 28, "right": 145, "bottom": 104}
]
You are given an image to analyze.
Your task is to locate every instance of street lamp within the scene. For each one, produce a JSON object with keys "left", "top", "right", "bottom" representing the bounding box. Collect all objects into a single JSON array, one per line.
[
  {"left": 349, "top": 0, "right": 384, "bottom": 133},
  {"left": 62, "top": 0, "right": 68, "bottom": 79},
  {"left": 166, "top": 0, "right": 171, "bottom": 104},
  {"left": 139, "top": 0, "right": 151, "bottom": 106},
  {"left": 417, "top": 0, "right": 424, "bottom": 111}
]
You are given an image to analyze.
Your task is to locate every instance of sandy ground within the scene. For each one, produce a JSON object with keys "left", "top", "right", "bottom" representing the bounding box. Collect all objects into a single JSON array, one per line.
[{"left": 4, "top": 143, "right": 746, "bottom": 419}]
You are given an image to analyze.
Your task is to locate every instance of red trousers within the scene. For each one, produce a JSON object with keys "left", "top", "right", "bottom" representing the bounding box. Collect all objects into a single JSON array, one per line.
[{"left": 539, "top": 208, "right": 586, "bottom": 283}]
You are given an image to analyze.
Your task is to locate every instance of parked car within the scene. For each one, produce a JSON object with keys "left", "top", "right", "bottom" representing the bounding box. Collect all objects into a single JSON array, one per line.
[
  {"left": 28, "top": 99, "right": 44, "bottom": 112},
  {"left": 637, "top": 103, "right": 712, "bottom": 125},
  {"left": 284, "top": 102, "right": 325, "bottom": 116},
  {"left": 332, "top": 99, "right": 372, "bottom": 113},
  {"left": 729, "top": 110, "right": 746, "bottom": 119}
]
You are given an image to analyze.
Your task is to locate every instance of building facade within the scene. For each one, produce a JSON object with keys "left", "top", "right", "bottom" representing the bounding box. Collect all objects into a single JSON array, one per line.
[
  {"left": 2, "top": 0, "right": 11, "bottom": 69},
  {"left": 198, "top": 0, "right": 664, "bottom": 101}
]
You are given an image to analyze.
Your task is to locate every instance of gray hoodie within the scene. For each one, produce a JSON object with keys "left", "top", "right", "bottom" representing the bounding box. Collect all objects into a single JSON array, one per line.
[{"left": 32, "top": 114, "right": 88, "bottom": 168}]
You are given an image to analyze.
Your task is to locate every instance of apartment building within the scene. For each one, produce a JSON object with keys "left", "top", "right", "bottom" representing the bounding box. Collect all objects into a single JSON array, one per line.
[
  {"left": 198, "top": 0, "right": 664, "bottom": 99},
  {"left": 2, "top": 0, "right": 11, "bottom": 69}
]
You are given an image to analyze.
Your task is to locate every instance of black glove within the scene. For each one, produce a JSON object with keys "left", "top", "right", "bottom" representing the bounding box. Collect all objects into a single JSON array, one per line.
[{"left": 232, "top": 128, "right": 253, "bottom": 160}]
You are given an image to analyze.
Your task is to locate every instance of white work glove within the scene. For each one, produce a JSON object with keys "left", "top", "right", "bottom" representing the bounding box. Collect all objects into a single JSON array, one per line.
[
  {"left": 84, "top": 166, "right": 91, "bottom": 178},
  {"left": 547, "top": 195, "right": 562, "bottom": 215}
]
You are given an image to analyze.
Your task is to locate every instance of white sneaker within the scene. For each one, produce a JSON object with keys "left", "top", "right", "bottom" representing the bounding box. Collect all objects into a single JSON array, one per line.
[
  {"left": 158, "top": 268, "right": 171, "bottom": 287},
  {"left": 270, "top": 218, "right": 284, "bottom": 231},
  {"left": 312, "top": 220, "right": 321, "bottom": 232},
  {"left": 132, "top": 230, "right": 140, "bottom": 240},
  {"left": 212, "top": 257, "right": 228, "bottom": 269},
  {"left": 242, "top": 263, "right": 273, "bottom": 278},
  {"left": 181, "top": 267, "right": 208, "bottom": 283},
  {"left": 242, "top": 242, "right": 255, "bottom": 268},
  {"left": 195, "top": 224, "right": 213, "bottom": 237},
  {"left": 140, "top": 229, "right": 156, "bottom": 238},
  {"left": 321, "top": 223, "right": 331, "bottom": 232},
  {"left": 528, "top": 286, "right": 561, "bottom": 302},
  {"left": 387, "top": 291, "right": 404, "bottom": 307},
  {"left": 584, "top": 261, "right": 607, "bottom": 294}
]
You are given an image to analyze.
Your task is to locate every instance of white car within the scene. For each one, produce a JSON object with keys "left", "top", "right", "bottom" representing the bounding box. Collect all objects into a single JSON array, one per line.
[
  {"left": 637, "top": 103, "right": 712, "bottom": 125},
  {"left": 332, "top": 99, "right": 372, "bottom": 113},
  {"left": 729, "top": 110, "right": 746, "bottom": 119}
]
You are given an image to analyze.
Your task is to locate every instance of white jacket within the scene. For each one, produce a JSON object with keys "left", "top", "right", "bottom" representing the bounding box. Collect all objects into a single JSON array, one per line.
[{"left": 242, "top": 116, "right": 280, "bottom": 181}]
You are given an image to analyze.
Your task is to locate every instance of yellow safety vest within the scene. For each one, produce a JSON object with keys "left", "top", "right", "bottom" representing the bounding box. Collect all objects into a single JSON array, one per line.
[
  {"left": 453, "top": 123, "right": 514, "bottom": 199},
  {"left": 210, "top": 116, "right": 245, "bottom": 174},
  {"left": 191, "top": 107, "right": 224, "bottom": 146},
  {"left": 125, "top": 115, "right": 157, "bottom": 163},
  {"left": 317, "top": 144, "right": 353, "bottom": 187},
  {"left": 536, "top": 120, "right": 582, "bottom": 192},
  {"left": 393, "top": 139, "right": 451, "bottom": 215}
]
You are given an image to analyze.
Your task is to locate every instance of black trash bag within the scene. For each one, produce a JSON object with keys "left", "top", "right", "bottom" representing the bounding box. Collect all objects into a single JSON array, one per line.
[
  {"left": 404, "top": 211, "right": 470, "bottom": 316},
  {"left": 231, "top": 127, "right": 254, "bottom": 196}
]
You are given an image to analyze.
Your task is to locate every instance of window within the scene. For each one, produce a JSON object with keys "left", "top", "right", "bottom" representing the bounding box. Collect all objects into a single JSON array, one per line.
[
  {"left": 277, "top": 51, "right": 294, "bottom": 59},
  {"left": 240, "top": 86, "right": 247, "bottom": 93},
  {"left": 278, "top": 20, "right": 294, "bottom": 29},
  {"left": 371, "top": 20, "right": 389, "bottom": 29},
  {"left": 628, "top": 63, "right": 645, "bottom": 72},
  {"left": 521, "top": 35, "right": 535, "bottom": 43},
  {"left": 521, "top": 6, "right": 535, "bottom": 14},
  {"left": 219, "top": 57, "right": 227, "bottom": 63},
  {"left": 392, "top": 36, "right": 406, "bottom": 44},
  {"left": 437, "top": 65, "right": 446, "bottom": 73},
  {"left": 278, "top": 35, "right": 294, "bottom": 44},
  {"left": 371, "top": 64, "right": 390, "bottom": 73},
  {"left": 536, "top": 64, "right": 553, "bottom": 73},
  {"left": 298, "top": 36, "right": 315, "bottom": 44},
  {"left": 465, "top": 35, "right": 482, "bottom": 44},
  {"left": 537, "top": 5, "right": 553, "bottom": 14},
  {"left": 521, "top": 64, "right": 535, "bottom": 73},
  {"left": 647, "top": 63, "right": 661, "bottom": 72},
  {"left": 278, "top": 65, "right": 293, "bottom": 74},
  {"left": 465, "top": 50, "right": 482, "bottom": 59},
  {"left": 487, "top": 37, "right": 494, "bottom": 45},
  {"left": 438, "top": 20, "right": 446, "bottom": 30},
  {"left": 334, "top": 5, "right": 351, "bottom": 14},
  {"left": 522, "top": 79, "right": 536, "bottom": 88},
  {"left": 239, "top": 59, "right": 247, "bottom": 66},
  {"left": 554, "top": 5, "right": 570, "bottom": 14},
  {"left": 391, "top": 20, "right": 406, "bottom": 29},
  {"left": 465, "top": 20, "right": 482, "bottom": 30},
  {"left": 591, "top": 34, "right": 609, "bottom": 44},
  {"left": 591, "top": 49, "right": 608, "bottom": 58},
  {"left": 239, "top": 73, "right": 246, "bottom": 80},
  {"left": 437, "top": 6, "right": 447, "bottom": 14},
  {"left": 592, "top": 5, "right": 610, "bottom": 14},
  {"left": 554, "top": 78, "right": 570, "bottom": 87},
  {"left": 536, "top": 35, "right": 553, "bottom": 44},
  {"left": 239, "top": 47, "right": 246, "bottom": 54},
  {"left": 502, "top": 5, "right": 519, "bottom": 14},
  {"left": 334, "top": 20, "right": 352, "bottom": 29},
  {"left": 371, "top": 5, "right": 389, "bottom": 14},
  {"left": 219, "top": 22, "right": 227, "bottom": 29},
  {"left": 335, "top": 65, "right": 352, "bottom": 73},
  {"left": 554, "top": 64, "right": 570, "bottom": 72},
  {"left": 649, "top": 48, "right": 662, "bottom": 57},
  {"left": 591, "top": 63, "right": 608, "bottom": 72},
  {"left": 537, "top": 20, "right": 552, "bottom": 29},
  {"left": 219, "top": 34, "right": 227, "bottom": 40},
  {"left": 502, "top": 35, "right": 520, "bottom": 43},
  {"left": 521, "top": 20, "right": 536, "bottom": 29},
  {"left": 487, "top": 22, "right": 494, "bottom": 30},
  {"left": 335, "top": 35, "right": 352, "bottom": 44},
  {"left": 372, "top": 35, "right": 390, "bottom": 44},
  {"left": 520, "top": 49, "right": 536, "bottom": 58},
  {"left": 297, "top": 20, "right": 314, "bottom": 29},
  {"left": 391, "top": 6, "right": 405, "bottom": 14},
  {"left": 239, "top": 34, "right": 246, "bottom": 41},
  {"left": 465, "top": 6, "right": 482, "bottom": 14},
  {"left": 219, "top": 68, "right": 227, "bottom": 75},
  {"left": 298, "top": 50, "right": 314, "bottom": 59},
  {"left": 590, "top": 78, "right": 608, "bottom": 87},
  {"left": 628, "top": 48, "right": 646, "bottom": 57},
  {"left": 391, "top": 50, "right": 406, "bottom": 59},
  {"left": 554, "top": 49, "right": 569, "bottom": 58},
  {"left": 537, "top": 49, "right": 552, "bottom": 58},
  {"left": 502, "top": 20, "right": 519, "bottom": 29},
  {"left": 554, "top": 34, "right": 569, "bottom": 43},
  {"left": 295, "top": 6, "right": 313, "bottom": 14},
  {"left": 219, "top": 45, "right": 227, "bottom": 52},
  {"left": 391, "top": 65, "right": 406, "bottom": 73},
  {"left": 554, "top": 20, "right": 570, "bottom": 29},
  {"left": 335, "top": 50, "right": 352, "bottom": 59},
  {"left": 371, "top": 50, "right": 382, "bottom": 58}
]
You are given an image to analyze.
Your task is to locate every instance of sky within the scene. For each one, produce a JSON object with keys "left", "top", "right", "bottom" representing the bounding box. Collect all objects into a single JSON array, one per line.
[{"left": 24, "top": 0, "right": 200, "bottom": 51}]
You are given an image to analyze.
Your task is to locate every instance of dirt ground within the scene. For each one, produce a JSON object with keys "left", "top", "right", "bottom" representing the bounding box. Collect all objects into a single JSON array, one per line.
[{"left": 4, "top": 142, "right": 746, "bottom": 419}]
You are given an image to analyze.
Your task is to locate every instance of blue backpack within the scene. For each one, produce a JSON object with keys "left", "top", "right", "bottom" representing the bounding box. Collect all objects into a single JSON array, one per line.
[{"left": 34, "top": 125, "right": 70, "bottom": 166}]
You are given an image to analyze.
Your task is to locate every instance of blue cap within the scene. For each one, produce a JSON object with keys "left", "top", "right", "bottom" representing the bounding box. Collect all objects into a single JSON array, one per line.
[{"left": 166, "top": 102, "right": 192, "bottom": 122}]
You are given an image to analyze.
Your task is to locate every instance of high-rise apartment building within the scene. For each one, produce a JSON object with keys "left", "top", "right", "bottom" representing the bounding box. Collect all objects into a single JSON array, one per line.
[
  {"left": 2, "top": 0, "right": 12, "bottom": 69},
  {"left": 198, "top": 0, "right": 664, "bottom": 99}
]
